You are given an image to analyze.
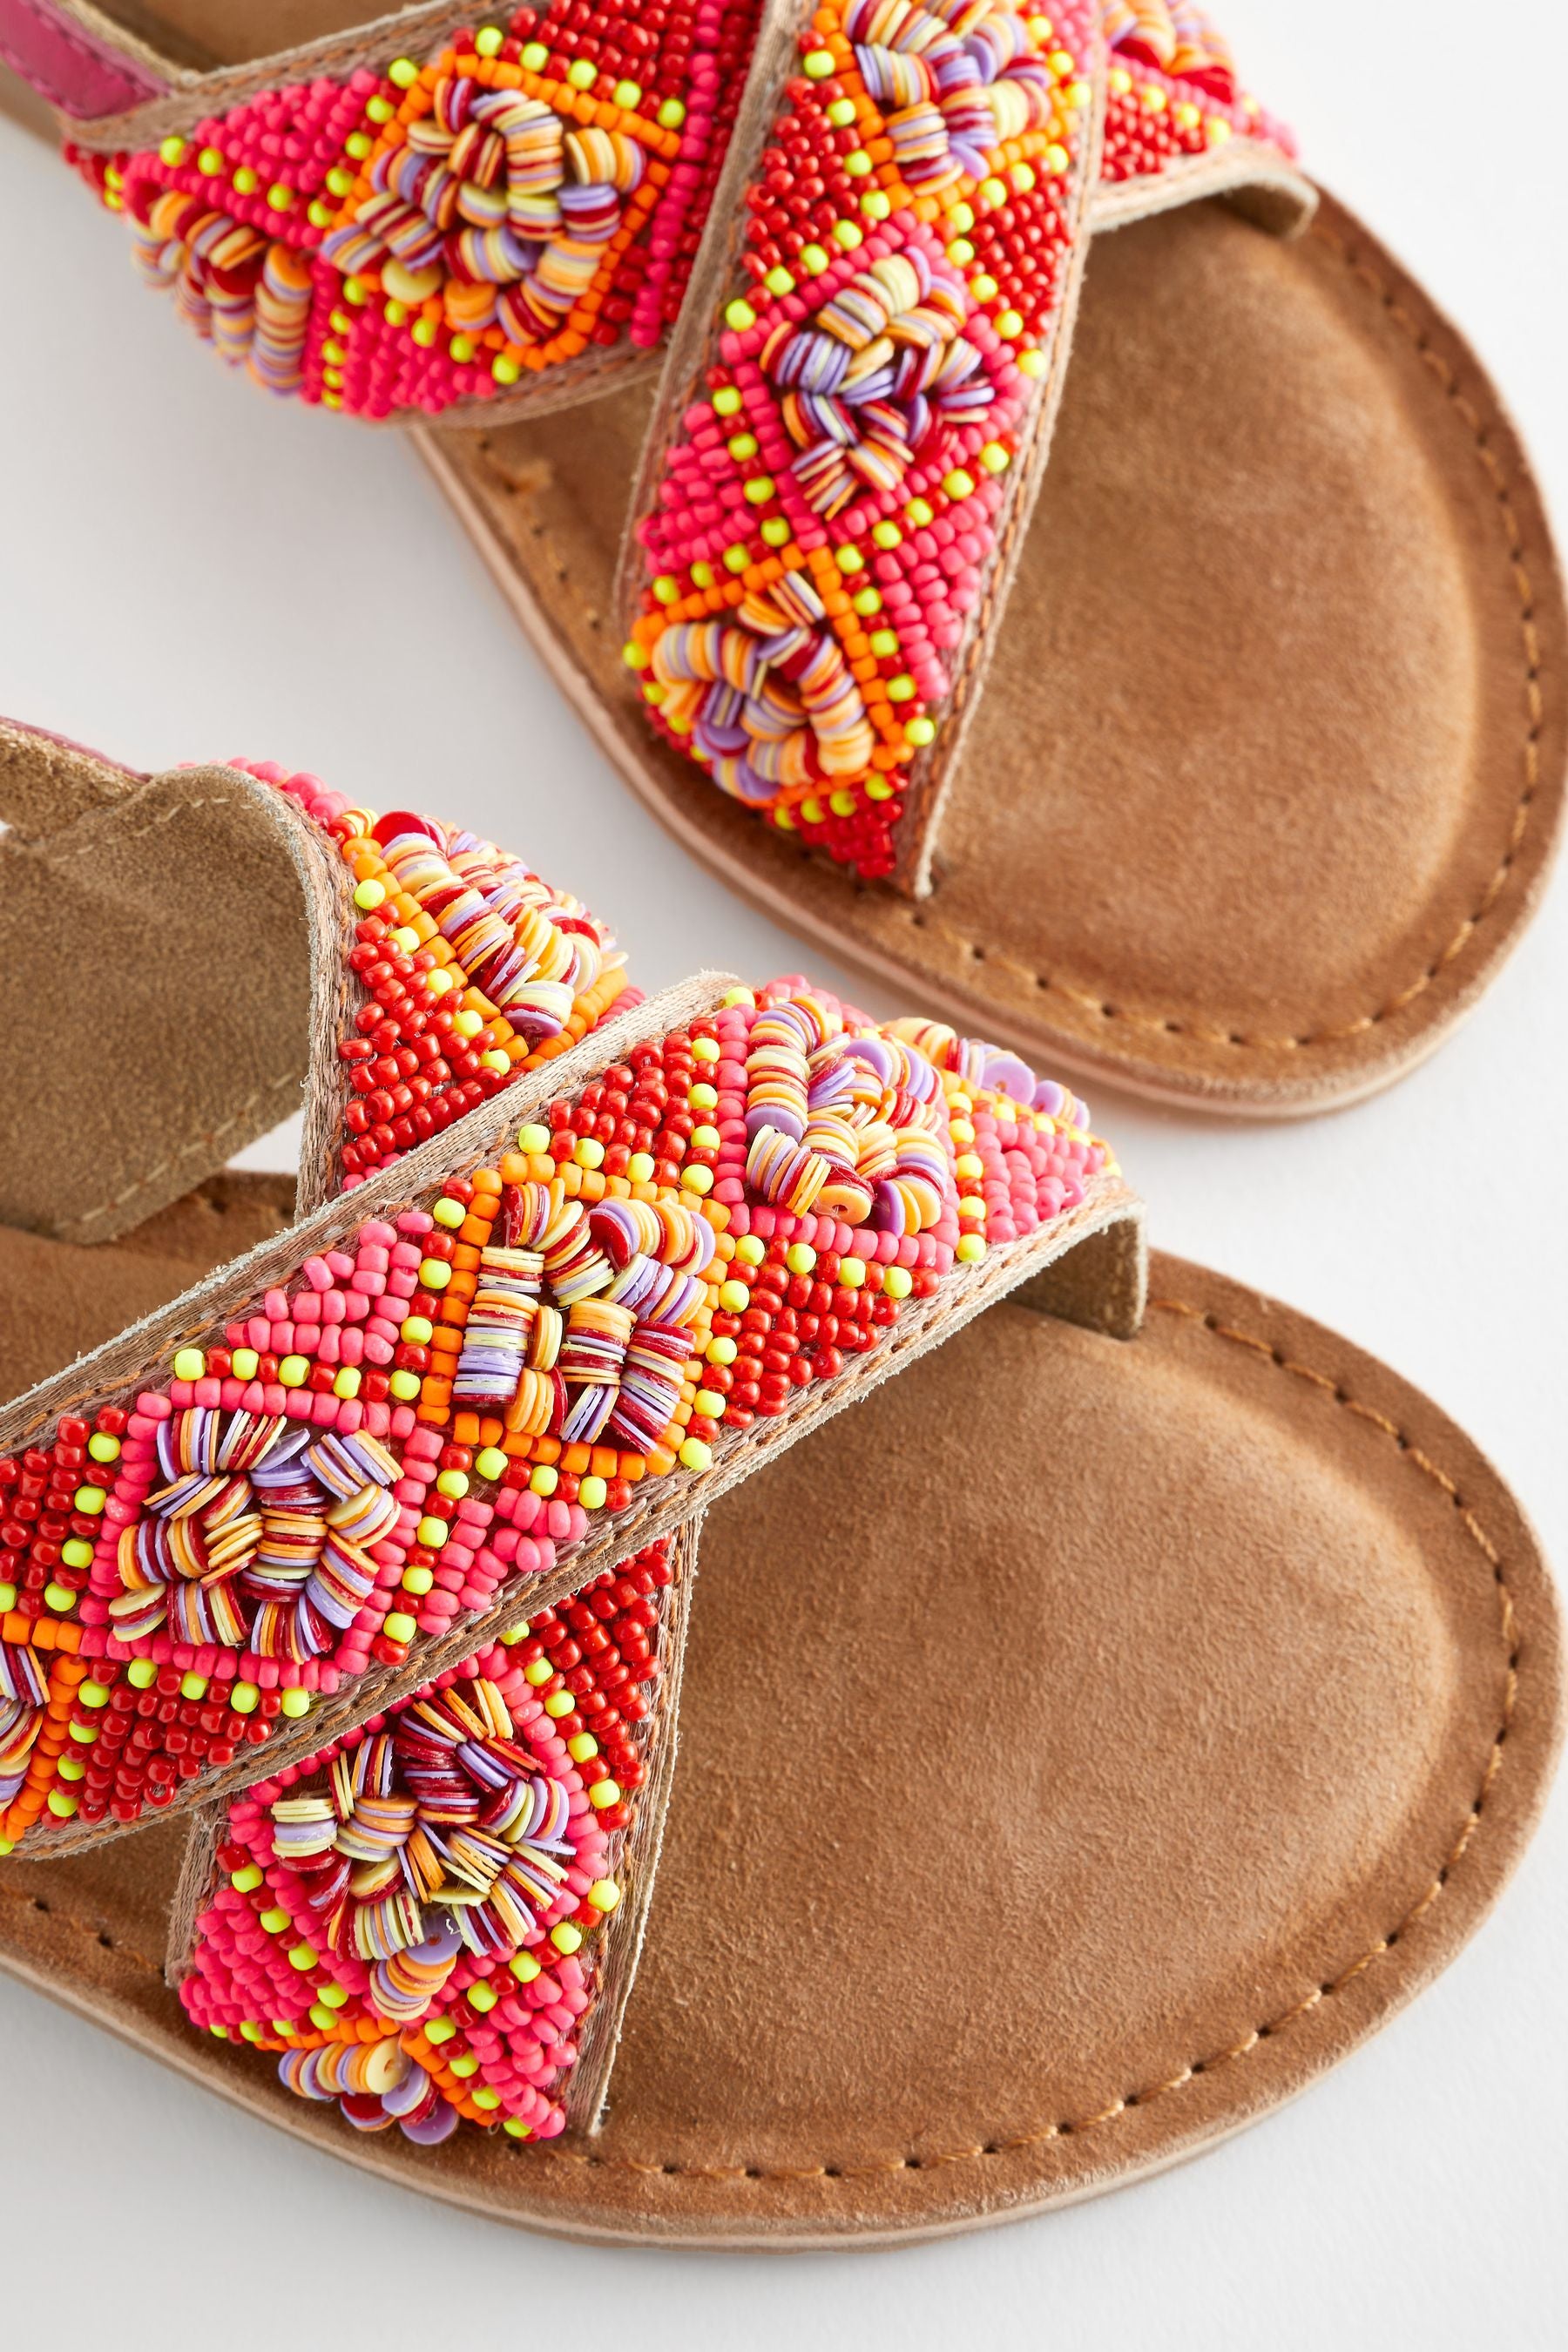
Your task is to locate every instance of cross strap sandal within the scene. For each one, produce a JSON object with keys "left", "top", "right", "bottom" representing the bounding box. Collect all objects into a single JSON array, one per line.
[
  {"left": 0, "top": 716, "right": 1559, "bottom": 2245},
  {"left": 4, "top": 3, "right": 1563, "bottom": 1117}
]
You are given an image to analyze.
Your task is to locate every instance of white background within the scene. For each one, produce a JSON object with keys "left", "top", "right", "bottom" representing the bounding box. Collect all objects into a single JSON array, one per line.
[{"left": 1, "top": 3, "right": 1565, "bottom": 2342}]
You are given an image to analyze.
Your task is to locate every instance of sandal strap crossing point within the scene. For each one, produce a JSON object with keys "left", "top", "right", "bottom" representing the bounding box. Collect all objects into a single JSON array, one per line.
[{"left": 0, "top": 716, "right": 1129, "bottom": 2156}]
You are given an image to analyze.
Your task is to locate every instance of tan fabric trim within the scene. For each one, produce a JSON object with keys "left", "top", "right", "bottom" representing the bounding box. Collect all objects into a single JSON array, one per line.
[
  {"left": 566, "top": 1514, "right": 699, "bottom": 2133},
  {"left": 1089, "top": 139, "right": 1316, "bottom": 237}
]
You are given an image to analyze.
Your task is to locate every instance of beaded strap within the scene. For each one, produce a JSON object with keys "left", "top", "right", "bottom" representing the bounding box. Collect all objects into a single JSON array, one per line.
[
  {"left": 0, "top": 957, "right": 1126, "bottom": 1857},
  {"left": 171, "top": 1526, "right": 696, "bottom": 2148},
  {"left": 29, "top": 3, "right": 1300, "bottom": 430},
  {"left": 618, "top": 0, "right": 1302, "bottom": 889},
  {"left": 228, "top": 762, "right": 635, "bottom": 1205},
  {"left": 57, "top": 2, "right": 768, "bottom": 420}
]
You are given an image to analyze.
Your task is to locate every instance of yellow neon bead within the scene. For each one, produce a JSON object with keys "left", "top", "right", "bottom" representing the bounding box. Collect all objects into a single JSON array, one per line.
[
  {"left": 475, "top": 1446, "right": 508, "bottom": 1481},
  {"left": 172, "top": 1348, "right": 206, "bottom": 1382},
  {"left": 883, "top": 1266, "right": 914, "bottom": 1300},
  {"left": 277, "top": 1355, "right": 309, "bottom": 1388},
  {"left": 551, "top": 1923, "right": 584, "bottom": 1955},
  {"left": 280, "top": 1687, "right": 311, "bottom": 1719},
  {"left": 419, "top": 1257, "right": 451, "bottom": 1290}
]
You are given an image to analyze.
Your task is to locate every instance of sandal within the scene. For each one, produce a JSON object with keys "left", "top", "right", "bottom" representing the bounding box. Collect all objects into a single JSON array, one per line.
[
  {"left": 3, "top": 4, "right": 1563, "bottom": 1117},
  {"left": 0, "top": 717, "right": 1559, "bottom": 2244}
]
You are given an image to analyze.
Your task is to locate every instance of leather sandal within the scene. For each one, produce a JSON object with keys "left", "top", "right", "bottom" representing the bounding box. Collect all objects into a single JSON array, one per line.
[
  {"left": 0, "top": 717, "right": 1559, "bottom": 2245},
  {"left": 3, "top": 3, "right": 1563, "bottom": 1118}
]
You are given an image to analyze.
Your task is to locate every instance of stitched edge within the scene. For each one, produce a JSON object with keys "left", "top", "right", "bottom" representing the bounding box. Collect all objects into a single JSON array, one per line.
[
  {"left": 476, "top": 201, "right": 1546, "bottom": 1055},
  {"left": 71, "top": 1071, "right": 302, "bottom": 1230},
  {"left": 0, "top": 1294, "right": 1520, "bottom": 2184}
]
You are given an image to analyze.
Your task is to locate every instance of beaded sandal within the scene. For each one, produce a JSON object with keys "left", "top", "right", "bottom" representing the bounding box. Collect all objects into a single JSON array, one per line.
[
  {"left": 0, "top": 717, "right": 1559, "bottom": 2245},
  {"left": 3, "top": 7, "right": 1564, "bottom": 1119}
]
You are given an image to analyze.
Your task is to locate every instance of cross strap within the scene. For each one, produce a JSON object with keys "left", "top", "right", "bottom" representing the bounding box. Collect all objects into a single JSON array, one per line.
[{"left": 618, "top": 0, "right": 1311, "bottom": 895}]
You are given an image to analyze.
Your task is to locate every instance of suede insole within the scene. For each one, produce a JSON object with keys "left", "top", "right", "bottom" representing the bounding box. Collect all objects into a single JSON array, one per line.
[
  {"left": 425, "top": 193, "right": 1565, "bottom": 1116},
  {"left": 0, "top": 1180, "right": 1558, "bottom": 2243}
]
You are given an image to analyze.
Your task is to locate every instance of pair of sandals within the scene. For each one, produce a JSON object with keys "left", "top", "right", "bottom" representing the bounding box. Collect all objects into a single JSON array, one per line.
[{"left": 0, "top": 0, "right": 1562, "bottom": 2250}]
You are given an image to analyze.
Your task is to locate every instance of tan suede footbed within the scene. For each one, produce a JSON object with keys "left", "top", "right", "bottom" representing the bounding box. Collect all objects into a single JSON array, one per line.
[
  {"left": 0, "top": 1179, "right": 1559, "bottom": 2246},
  {"left": 422, "top": 189, "right": 1566, "bottom": 1116}
]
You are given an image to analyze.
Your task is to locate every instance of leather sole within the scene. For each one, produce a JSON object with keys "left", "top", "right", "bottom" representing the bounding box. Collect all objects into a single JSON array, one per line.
[{"left": 0, "top": 1178, "right": 1558, "bottom": 2244}]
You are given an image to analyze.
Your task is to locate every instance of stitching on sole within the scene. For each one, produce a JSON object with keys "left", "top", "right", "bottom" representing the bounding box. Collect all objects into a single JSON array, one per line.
[
  {"left": 475, "top": 212, "right": 1545, "bottom": 1056},
  {"left": 0, "top": 1296, "right": 1520, "bottom": 2187}
]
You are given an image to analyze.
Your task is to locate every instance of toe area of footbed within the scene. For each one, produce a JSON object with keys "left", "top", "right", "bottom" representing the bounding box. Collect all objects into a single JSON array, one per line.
[
  {"left": 896, "top": 192, "right": 1567, "bottom": 1112},
  {"left": 425, "top": 191, "right": 1565, "bottom": 1119},
  {"left": 2, "top": 1251, "right": 1558, "bottom": 2244}
]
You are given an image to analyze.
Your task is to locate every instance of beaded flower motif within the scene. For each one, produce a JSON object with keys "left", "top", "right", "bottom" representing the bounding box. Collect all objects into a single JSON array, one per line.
[
  {"left": 182, "top": 1621, "right": 645, "bottom": 2145},
  {"left": 1102, "top": 1, "right": 1236, "bottom": 96},
  {"left": 321, "top": 80, "right": 655, "bottom": 348},
  {"left": 112, "top": 1418, "right": 400, "bottom": 1657}
]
